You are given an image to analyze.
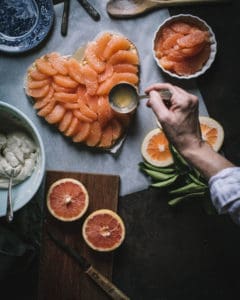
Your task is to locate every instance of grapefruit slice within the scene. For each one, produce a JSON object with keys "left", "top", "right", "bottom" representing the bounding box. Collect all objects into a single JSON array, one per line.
[
  {"left": 26, "top": 31, "right": 140, "bottom": 149},
  {"left": 141, "top": 128, "right": 173, "bottom": 167},
  {"left": 47, "top": 178, "right": 89, "bottom": 221},
  {"left": 82, "top": 209, "right": 125, "bottom": 252},
  {"left": 199, "top": 116, "right": 224, "bottom": 151}
]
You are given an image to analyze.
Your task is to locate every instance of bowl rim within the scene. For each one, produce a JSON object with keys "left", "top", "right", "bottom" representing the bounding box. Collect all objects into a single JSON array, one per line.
[
  {"left": 152, "top": 14, "right": 217, "bottom": 79},
  {"left": 0, "top": 101, "right": 46, "bottom": 213}
]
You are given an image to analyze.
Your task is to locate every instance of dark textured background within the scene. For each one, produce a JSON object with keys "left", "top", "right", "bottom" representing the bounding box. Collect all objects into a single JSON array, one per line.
[{"left": 1, "top": 1, "right": 240, "bottom": 299}]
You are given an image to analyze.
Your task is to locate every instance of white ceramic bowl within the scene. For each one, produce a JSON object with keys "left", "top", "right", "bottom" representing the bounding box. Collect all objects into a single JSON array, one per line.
[
  {"left": 152, "top": 14, "right": 217, "bottom": 79},
  {"left": 0, "top": 101, "right": 45, "bottom": 217}
]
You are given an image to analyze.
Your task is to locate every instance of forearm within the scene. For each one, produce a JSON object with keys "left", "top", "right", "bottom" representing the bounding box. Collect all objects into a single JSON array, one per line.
[
  {"left": 179, "top": 141, "right": 240, "bottom": 225},
  {"left": 180, "top": 141, "right": 234, "bottom": 180}
]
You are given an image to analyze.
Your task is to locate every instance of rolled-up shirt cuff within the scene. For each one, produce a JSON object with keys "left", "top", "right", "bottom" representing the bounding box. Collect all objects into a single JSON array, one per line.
[{"left": 209, "top": 167, "right": 240, "bottom": 224}]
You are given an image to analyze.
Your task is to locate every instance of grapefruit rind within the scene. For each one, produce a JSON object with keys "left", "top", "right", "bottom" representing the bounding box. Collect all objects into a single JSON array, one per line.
[
  {"left": 47, "top": 178, "right": 89, "bottom": 222},
  {"left": 155, "top": 118, "right": 162, "bottom": 128},
  {"left": 199, "top": 116, "right": 224, "bottom": 152},
  {"left": 82, "top": 209, "right": 126, "bottom": 252},
  {"left": 141, "top": 128, "right": 174, "bottom": 167}
]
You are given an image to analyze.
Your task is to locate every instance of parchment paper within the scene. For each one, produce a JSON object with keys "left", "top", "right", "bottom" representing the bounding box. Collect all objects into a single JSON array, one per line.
[{"left": 0, "top": 0, "right": 208, "bottom": 196}]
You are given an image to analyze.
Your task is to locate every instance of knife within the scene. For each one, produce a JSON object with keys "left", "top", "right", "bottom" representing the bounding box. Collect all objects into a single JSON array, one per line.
[
  {"left": 47, "top": 230, "right": 129, "bottom": 300},
  {"left": 61, "top": 0, "right": 70, "bottom": 36},
  {"left": 76, "top": 0, "right": 101, "bottom": 21}
]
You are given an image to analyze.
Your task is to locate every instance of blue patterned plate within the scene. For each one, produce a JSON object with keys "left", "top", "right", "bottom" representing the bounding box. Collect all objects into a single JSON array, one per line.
[{"left": 0, "top": 0, "right": 54, "bottom": 53}]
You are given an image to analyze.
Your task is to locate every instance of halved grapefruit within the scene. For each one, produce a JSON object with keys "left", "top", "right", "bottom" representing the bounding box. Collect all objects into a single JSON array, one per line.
[
  {"left": 199, "top": 116, "right": 224, "bottom": 152},
  {"left": 47, "top": 178, "right": 89, "bottom": 221},
  {"left": 82, "top": 209, "right": 125, "bottom": 252},
  {"left": 141, "top": 128, "right": 174, "bottom": 167}
]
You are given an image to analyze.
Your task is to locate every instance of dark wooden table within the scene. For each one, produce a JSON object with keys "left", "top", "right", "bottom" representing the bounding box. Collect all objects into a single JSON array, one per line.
[{"left": 1, "top": 2, "right": 240, "bottom": 300}]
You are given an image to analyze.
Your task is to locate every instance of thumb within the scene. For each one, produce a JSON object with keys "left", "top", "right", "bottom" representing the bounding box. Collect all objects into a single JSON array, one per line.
[{"left": 147, "top": 90, "right": 170, "bottom": 121}]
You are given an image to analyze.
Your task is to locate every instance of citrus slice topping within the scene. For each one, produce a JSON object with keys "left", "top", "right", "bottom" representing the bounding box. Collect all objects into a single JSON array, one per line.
[
  {"left": 199, "top": 116, "right": 224, "bottom": 151},
  {"left": 141, "top": 128, "right": 173, "bottom": 167},
  {"left": 47, "top": 178, "right": 89, "bottom": 221},
  {"left": 82, "top": 209, "right": 125, "bottom": 252}
]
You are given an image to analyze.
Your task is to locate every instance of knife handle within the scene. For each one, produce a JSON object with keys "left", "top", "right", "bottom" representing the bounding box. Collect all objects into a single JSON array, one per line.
[
  {"left": 77, "top": 0, "right": 100, "bottom": 21},
  {"left": 86, "top": 266, "right": 130, "bottom": 300},
  {"left": 61, "top": 0, "right": 70, "bottom": 36}
]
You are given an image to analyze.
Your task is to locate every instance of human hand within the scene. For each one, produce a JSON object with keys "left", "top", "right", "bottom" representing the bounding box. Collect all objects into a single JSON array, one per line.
[{"left": 145, "top": 83, "right": 202, "bottom": 155}]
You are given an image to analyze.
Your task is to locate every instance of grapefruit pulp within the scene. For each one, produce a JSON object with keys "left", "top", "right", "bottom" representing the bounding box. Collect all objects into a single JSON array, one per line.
[
  {"left": 154, "top": 20, "right": 211, "bottom": 76},
  {"left": 141, "top": 128, "right": 174, "bottom": 167},
  {"left": 82, "top": 209, "right": 125, "bottom": 252},
  {"left": 47, "top": 178, "right": 89, "bottom": 221}
]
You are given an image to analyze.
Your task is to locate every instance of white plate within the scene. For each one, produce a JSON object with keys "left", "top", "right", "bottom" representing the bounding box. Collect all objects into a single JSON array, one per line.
[{"left": 152, "top": 14, "right": 217, "bottom": 79}]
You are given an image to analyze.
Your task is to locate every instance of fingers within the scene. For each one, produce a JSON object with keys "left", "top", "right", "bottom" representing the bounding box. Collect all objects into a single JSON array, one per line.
[
  {"left": 174, "top": 86, "right": 198, "bottom": 102},
  {"left": 145, "top": 82, "right": 175, "bottom": 94},
  {"left": 147, "top": 90, "right": 170, "bottom": 120},
  {"left": 145, "top": 83, "right": 196, "bottom": 100},
  {"left": 145, "top": 82, "right": 198, "bottom": 109}
]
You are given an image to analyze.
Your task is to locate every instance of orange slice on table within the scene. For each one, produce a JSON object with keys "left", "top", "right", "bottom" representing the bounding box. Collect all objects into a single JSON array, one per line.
[
  {"left": 199, "top": 116, "right": 224, "bottom": 152},
  {"left": 82, "top": 209, "right": 125, "bottom": 252},
  {"left": 47, "top": 178, "right": 89, "bottom": 222},
  {"left": 141, "top": 128, "right": 173, "bottom": 167}
]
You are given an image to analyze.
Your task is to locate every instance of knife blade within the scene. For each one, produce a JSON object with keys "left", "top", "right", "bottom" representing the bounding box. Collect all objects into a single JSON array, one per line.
[
  {"left": 76, "top": 0, "right": 101, "bottom": 21},
  {"left": 47, "top": 230, "right": 129, "bottom": 300}
]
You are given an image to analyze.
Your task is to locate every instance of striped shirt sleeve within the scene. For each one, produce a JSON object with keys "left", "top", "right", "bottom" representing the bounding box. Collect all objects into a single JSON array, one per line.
[{"left": 209, "top": 167, "right": 240, "bottom": 225}]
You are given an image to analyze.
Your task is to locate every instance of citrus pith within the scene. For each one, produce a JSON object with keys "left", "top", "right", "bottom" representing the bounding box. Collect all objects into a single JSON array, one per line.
[
  {"left": 47, "top": 178, "right": 89, "bottom": 221},
  {"left": 82, "top": 209, "right": 125, "bottom": 252}
]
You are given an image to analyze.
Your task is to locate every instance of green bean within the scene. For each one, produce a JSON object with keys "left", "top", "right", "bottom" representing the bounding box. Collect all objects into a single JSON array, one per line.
[
  {"left": 169, "top": 144, "right": 190, "bottom": 173},
  {"left": 139, "top": 162, "right": 175, "bottom": 174},
  {"left": 151, "top": 175, "right": 178, "bottom": 188},
  {"left": 188, "top": 173, "right": 206, "bottom": 187},
  {"left": 169, "top": 182, "right": 207, "bottom": 195},
  {"left": 169, "top": 144, "right": 188, "bottom": 165},
  {"left": 168, "top": 191, "right": 205, "bottom": 206},
  {"left": 192, "top": 167, "right": 201, "bottom": 179},
  {"left": 143, "top": 168, "right": 177, "bottom": 181}
]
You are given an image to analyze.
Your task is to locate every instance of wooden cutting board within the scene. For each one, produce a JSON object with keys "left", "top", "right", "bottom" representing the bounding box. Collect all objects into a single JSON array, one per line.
[{"left": 37, "top": 170, "right": 120, "bottom": 300}]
